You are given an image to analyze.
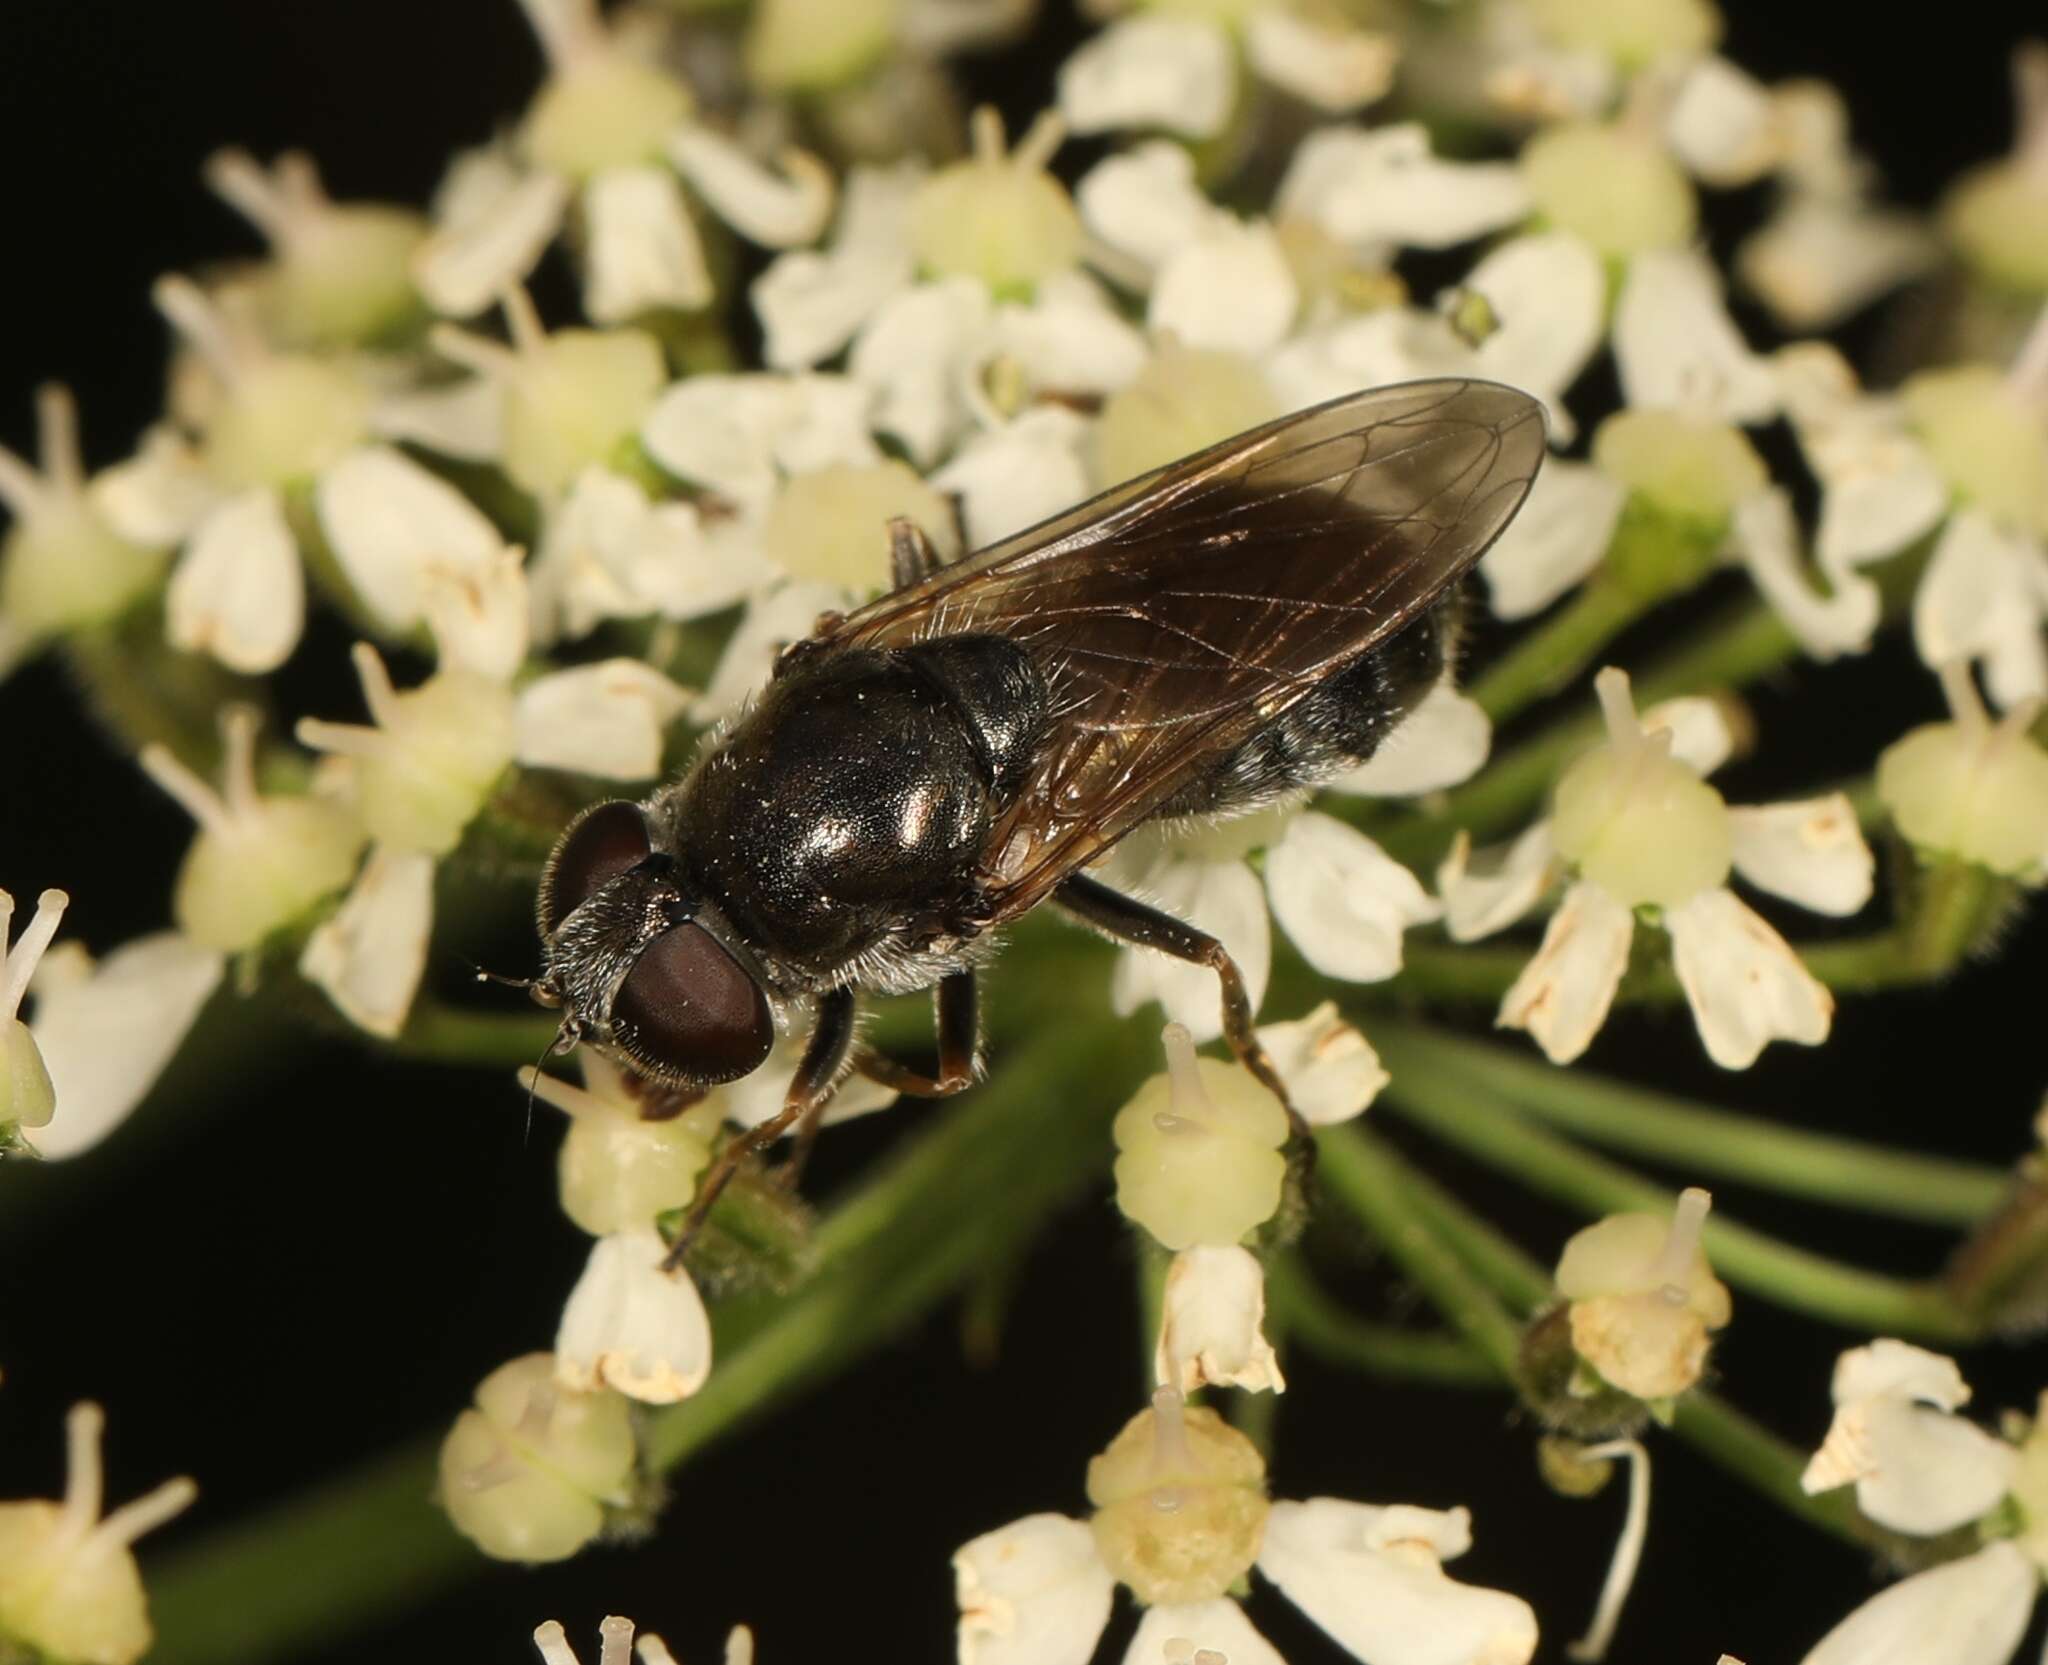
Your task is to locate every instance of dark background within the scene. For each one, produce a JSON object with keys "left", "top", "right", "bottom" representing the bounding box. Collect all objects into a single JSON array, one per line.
[{"left": 1, "top": 4, "right": 2044, "bottom": 1663}]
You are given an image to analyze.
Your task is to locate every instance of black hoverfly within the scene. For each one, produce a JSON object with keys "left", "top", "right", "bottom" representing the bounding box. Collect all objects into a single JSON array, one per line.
[{"left": 532, "top": 379, "right": 1546, "bottom": 1253}]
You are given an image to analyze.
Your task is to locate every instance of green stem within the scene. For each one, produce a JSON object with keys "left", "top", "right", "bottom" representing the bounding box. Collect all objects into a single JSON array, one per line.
[
  {"left": 389, "top": 1000, "right": 567, "bottom": 1068},
  {"left": 1313, "top": 1124, "right": 1530, "bottom": 1381},
  {"left": 1327, "top": 1131, "right": 1893, "bottom": 1555},
  {"left": 1378, "top": 1065, "right": 1982, "bottom": 1341},
  {"left": 149, "top": 1028, "right": 1132, "bottom": 1665},
  {"left": 1469, "top": 580, "right": 1648, "bottom": 725},
  {"left": 1266, "top": 1254, "right": 1496, "bottom": 1384},
  {"left": 1372, "top": 1022, "right": 2006, "bottom": 1226}
]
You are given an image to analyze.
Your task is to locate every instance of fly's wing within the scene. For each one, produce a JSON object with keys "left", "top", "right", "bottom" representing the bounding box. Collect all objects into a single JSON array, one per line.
[{"left": 824, "top": 379, "right": 1547, "bottom": 917}]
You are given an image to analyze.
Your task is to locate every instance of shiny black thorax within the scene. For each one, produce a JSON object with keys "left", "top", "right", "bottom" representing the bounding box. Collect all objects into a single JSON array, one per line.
[{"left": 655, "top": 636, "right": 1051, "bottom": 995}]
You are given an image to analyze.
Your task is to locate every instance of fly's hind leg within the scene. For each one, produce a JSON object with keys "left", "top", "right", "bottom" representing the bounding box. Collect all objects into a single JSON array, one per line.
[
  {"left": 662, "top": 985, "right": 856, "bottom": 1273},
  {"left": 1053, "top": 873, "right": 1303, "bottom": 1132},
  {"left": 852, "top": 969, "right": 981, "bottom": 1098},
  {"left": 888, "top": 516, "right": 947, "bottom": 588}
]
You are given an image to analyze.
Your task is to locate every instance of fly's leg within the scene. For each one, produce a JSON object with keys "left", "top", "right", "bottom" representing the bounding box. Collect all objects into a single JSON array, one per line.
[
  {"left": 661, "top": 985, "right": 857, "bottom": 1273},
  {"left": 888, "top": 516, "right": 946, "bottom": 588},
  {"left": 851, "top": 969, "right": 981, "bottom": 1097},
  {"left": 1053, "top": 873, "right": 1303, "bottom": 1133}
]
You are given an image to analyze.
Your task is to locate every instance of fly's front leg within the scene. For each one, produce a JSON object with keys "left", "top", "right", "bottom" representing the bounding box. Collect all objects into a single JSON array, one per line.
[
  {"left": 1054, "top": 873, "right": 1301, "bottom": 1130},
  {"left": 888, "top": 516, "right": 946, "bottom": 589},
  {"left": 852, "top": 969, "right": 981, "bottom": 1097},
  {"left": 662, "top": 986, "right": 856, "bottom": 1273}
]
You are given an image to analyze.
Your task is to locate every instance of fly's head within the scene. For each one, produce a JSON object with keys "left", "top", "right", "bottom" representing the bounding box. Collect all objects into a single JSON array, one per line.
[{"left": 535, "top": 799, "right": 775, "bottom": 1087}]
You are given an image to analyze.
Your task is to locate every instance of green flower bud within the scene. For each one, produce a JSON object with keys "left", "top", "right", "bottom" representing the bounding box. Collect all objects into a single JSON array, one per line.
[
  {"left": 1877, "top": 664, "right": 2048, "bottom": 879},
  {"left": 1094, "top": 344, "right": 1280, "bottom": 488},
  {"left": 909, "top": 109, "right": 1082, "bottom": 297},
  {"left": 522, "top": 52, "right": 693, "bottom": 180},
  {"left": 498, "top": 315, "right": 667, "bottom": 502},
  {"left": 1591, "top": 407, "right": 1768, "bottom": 532},
  {"left": 1523, "top": 123, "right": 1697, "bottom": 259},
  {"left": 1901, "top": 364, "right": 2048, "bottom": 537},
  {"left": 1087, "top": 1390, "right": 1270, "bottom": 1607},
  {"left": 1940, "top": 45, "right": 2048, "bottom": 298},
  {"left": 745, "top": 0, "right": 899, "bottom": 92},
  {"left": 205, "top": 356, "right": 373, "bottom": 491},
  {"left": 1113, "top": 1023, "right": 1289, "bottom": 1251},
  {"left": 763, "top": 462, "right": 958, "bottom": 592}
]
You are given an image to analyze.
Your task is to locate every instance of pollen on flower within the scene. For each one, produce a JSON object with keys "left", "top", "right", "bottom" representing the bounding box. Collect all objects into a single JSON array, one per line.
[
  {"left": 142, "top": 705, "right": 365, "bottom": 952},
  {"left": 1086, "top": 1388, "right": 1271, "bottom": 1607},
  {"left": 0, "top": 886, "right": 68, "bottom": 1134},
  {"left": 438, "top": 1353, "right": 636, "bottom": 1563},
  {"left": 0, "top": 1403, "right": 197, "bottom": 1665},
  {"left": 1550, "top": 668, "right": 1733, "bottom": 910},
  {"left": 1555, "top": 1187, "right": 1732, "bottom": 1402},
  {"left": 1113, "top": 1023, "right": 1289, "bottom": 1251}
]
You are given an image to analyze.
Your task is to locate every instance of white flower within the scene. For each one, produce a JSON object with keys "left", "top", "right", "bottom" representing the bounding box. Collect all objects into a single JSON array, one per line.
[
  {"left": 1253, "top": 1001, "right": 1388, "bottom": 1125},
  {"left": 556, "top": 1226, "right": 713, "bottom": 1405},
  {"left": 1798, "top": 1542, "right": 2036, "bottom": 1665},
  {"left": 1154, "top": 1243, "right": 1286, "bottom": 1396},
  {"left": 1110, "top": 679, "right": 1484, "bottom": 1040},
  {"left": 411, "top": 0, "right": 830, "bottom": 323},
  {"left": 297, "top": 554, "right": 686, "bottom": 1035},
  {"left": 25, "top": 931, "right": 225, "bottom": 1161},
  {"left": 0, "top": 384, "right": 168, "bottom": 673},
  {"left": 438, "top": 1353, "right": 635, "bottom": 1564},
  {"left": 1447, "top": 668, "right": 1871, "bottom": 1068},
  {"left": 956, "top": 1390, "right": 1537, "bottom": 1665},
  {"left": 1554, "top": 1189, "right": 1731, "bottom": 1402},
  {"left": 0, "top": 1404, "right": 197, "bottom": 1665},
  {"left": 716, "top": 1028, "right": 898, "bottom": 1135},
  {"left": 0, "top": 887, "right": 68, "bottom": 1140},
  {"left": 1057, "top": 5, "right": 1398, "bottom": 141},
  {"left": 1800, "top": 1340, "right": 2016, "bottom": 1536}
]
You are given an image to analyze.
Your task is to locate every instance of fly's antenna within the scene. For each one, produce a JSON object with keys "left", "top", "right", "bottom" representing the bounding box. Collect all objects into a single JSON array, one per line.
[{"left": 471, "top": 961, "right": 562, "bottom": 1008}]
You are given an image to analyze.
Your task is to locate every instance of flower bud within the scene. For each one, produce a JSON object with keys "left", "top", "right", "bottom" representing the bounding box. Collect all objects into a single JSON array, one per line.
[
  {"left": 1940, "top": 45, "right": 2048, "bottom": 299},
  {"left": 434, "top": 293, "right": 666, "bottom": 499},
  {"left": 1094, "top": 344, "right": 1280, "bottom": 487},
  {"left": 0, "top": 386, "right": 166, "bottom": 646},
  {"left": 297, "top": 646, "right": 515, "bottom": 856},
  {"left": 1551, "top": 668, "right": 1733, "bottom": 910},
  {"left": 1877, "top": 664, "right": 2048, "bottom": 879},
  {"left": 762, "top": 462, "right": 958, "bottom": 592},
  {"left": 143, "top": 708, "right": 365, "bottom": 953},
  {"left": 1086, "top": 1389, "right": 1270, "bottom": 1607},
  {"left": 745, "top": 0, "right": 898, "bottom": 92},
  {"left": 0, "top": 1404, "right": 196, "bottom": 1665},
  {"left": 1113, "top": 1024, "right": 1289, "bottom": 1251},
  {"left": 1554, "top": 1188, "right": 1731, "bottom": 1402},
  {"left": 523, "top": 52, "right": 693, "bottom": 181},
  {"left": 910, "top": 109, "right": 1082, "bottom": 297},
  {"left": 438, "top": 1353, "right": 636, "bottom": 1563},
  {"left": 1522, "top": 123, "right": 1697, "bottom": 259},
  {"left": 1900, "top": 363, "right": 2048, "bottom": 538},
  {"left": 528, "top": 1054, "right": 717, "bottom": 1237},
  {"left": 1591, "top": 408, "right": 1769, "bottom": 534},
  {"left": 0, "top": 887, "right": 67, "bottom": 1136}
]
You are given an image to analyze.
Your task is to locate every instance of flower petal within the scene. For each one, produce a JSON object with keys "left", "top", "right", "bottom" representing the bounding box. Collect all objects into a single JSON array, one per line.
[
  {"left": 1256, "top": 1000, "right": 1388, "bottom": 1125},
  {"left": 90, "top": 426, "right": 220, "bottom": 546},
  {"left": 642, "top": 373, "right": 878, "bottom": 519},
  {"left": 1664, "top": 56, "right": 1780, "bottom": 187},
  {"left": 1123, "top": 1601, "right": 1285, "bottom": 1665},
  {"left": 316, "top": 445, "right": 509, "bottom": 635},
  {"left": 1110, "top": 857, "right": 1271, "bottom": 1044},
  {"left": 1326, "top": 676, "right": 1491, "bottom": 797},
  {"left": 668, "top": 128, "right": 834, "bottom": 249},
  {"left": 1478, "top": 457, "right": 1624, "bottom": 618},
  {"left": 1258, "top": 1498, "right": 1538, "bottom": 1665},
  {"left": 954, "top": 1514, "right": 1115, "bottom": 1665},
  {"left": 1266, "top": 309, "right": 1475, "bottom": 412},
  {"left": 1438, "top": 823, "right": 1558, "bottom": 943},
  {"left": 1799, "top": 1542, "right": 2034, "bottom": 1665},
  {"left": 932, "top": 406, "right": 1092, "bottom": 546},
  {"left": 1057, "top": 16, "right": 1235, "bottom": 141},
  {"left": 849, "top": 277, "right": 993, "bottom": 467},
  {"left": 29, "top": 934, "right": 224, "bottom": 1160},
  {"left": 1728, "top": 795, "right": 1874, "bottom": 917},
  {"left": 1278, "top": 125, "right": 1531, "bottom": 254},
  {"left": 1642, "top": 695, "right": 1736, "bottom": 777},
  {"left": 1730, "top": 486, "right": 1881, "bottom": 660},
  {"left": 1739, "top": 197, "right": 1937, "bottom": 332},
  {"left": 414, "top": 160, "right": 571, "bottom": 319},
  {"left": 1155, "top": 1244, "right": 1285, "bottom": 1395},
  {"left": 1076, "top": 141, "right": 1218, "bottom": 274},
  {"left": 370, "top": 374, "right": 504, "bottom": 464},
  {"left": 514, "top": 659, "right": 691, "bottom": 779},
  {"left": 1666, "top": 889, "right": 1833, "bottom": 1070},
  {"left": 1467, "top": 232, "right": 1605, "bottom": 441},
  {"left": 1913, "top": 511, "right": 2048, "bottom": 711},
  {"left": 582, "top": 167, "right": 714, "bottom": 324},
  {"left": 1245, "top": 11, "right": 1398, "bottom": 113},
  {"left": 167, "top": 486, "right": 305, "bottom": 673},
  {"left": 555, "top": 1228, "right": 712, "bottom": 1404},
  {"left": 1498, "top": 880, "right": 1632, "bottom": 1064},
  {"left": 986, "top": 273, "right": 1148, "bottom": 403},
  {"left": 751, "top": 165, "right": 920, "bottom": 370},
  {"left": 298, "top": 845, "right": 434, "bottom": 1041},
  {"left": 1614, "top": 249, "right": 1779, "bottom": 425},
  {"left": 1149, "top": 221, "right": 1299, "bottom": 356},
  {"left": 1267, "top": 811, "right": 1440, "bottom": 983}
]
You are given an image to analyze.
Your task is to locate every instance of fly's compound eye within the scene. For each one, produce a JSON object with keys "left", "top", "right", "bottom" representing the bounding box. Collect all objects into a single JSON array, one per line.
[
  {"left": 540, "top": 800, "right": 652, "bottom": 935},
  {"left": 613, "top": 921, "right": 775, "bottom": 1084}
]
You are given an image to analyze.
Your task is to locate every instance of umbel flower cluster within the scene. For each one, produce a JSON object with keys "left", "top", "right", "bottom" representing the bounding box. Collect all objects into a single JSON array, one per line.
[{"left": 3, "top": 1, "right": 2048, "bottom": 1662}]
